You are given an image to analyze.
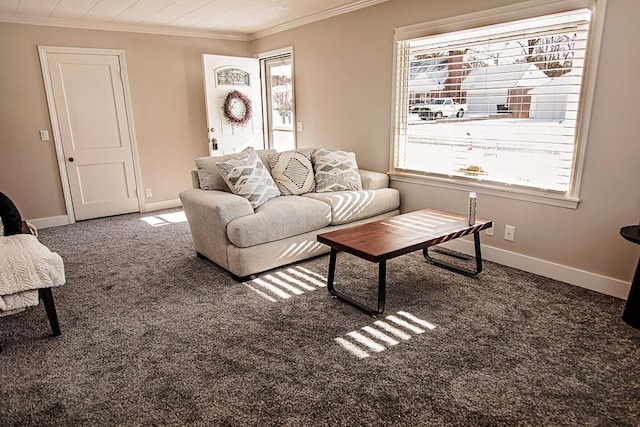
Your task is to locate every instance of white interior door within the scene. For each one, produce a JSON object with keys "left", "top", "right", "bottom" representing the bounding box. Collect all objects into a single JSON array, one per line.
[
  {"left": 42, "top": 49, "right": 140, "bottom": 221},
  {"left": 202, "top": 54, "right": 264, "bottom": 156}
]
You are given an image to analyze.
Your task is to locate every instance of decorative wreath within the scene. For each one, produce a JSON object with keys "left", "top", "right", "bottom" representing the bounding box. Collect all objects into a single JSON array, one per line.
[{"left": 222, "top": 90, "right": 252, "bottom": 126}]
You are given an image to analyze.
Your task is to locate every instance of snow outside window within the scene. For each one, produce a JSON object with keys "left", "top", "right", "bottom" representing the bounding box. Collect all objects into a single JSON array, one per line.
[{"left": 391, "top": 1, "right": 604, "bottom": 208}]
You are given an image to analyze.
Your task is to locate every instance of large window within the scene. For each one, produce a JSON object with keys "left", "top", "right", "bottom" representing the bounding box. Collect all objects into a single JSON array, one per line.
[{"left": 392, "top": 1, "right": 604, "bottom": 208}]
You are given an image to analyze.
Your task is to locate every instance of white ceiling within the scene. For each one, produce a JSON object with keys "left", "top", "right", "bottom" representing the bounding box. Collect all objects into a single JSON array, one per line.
[{"left": 0, "top": 0, "right": 388, "bottom": 40}]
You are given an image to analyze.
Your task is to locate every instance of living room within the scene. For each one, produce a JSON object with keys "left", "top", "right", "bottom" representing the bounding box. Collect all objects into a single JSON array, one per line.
[
  {"left": 1, "top": 0, "right": 639, "bottom": 424},
  {"left": 1, "top": 0, "right": 638, "bottom": 295}
]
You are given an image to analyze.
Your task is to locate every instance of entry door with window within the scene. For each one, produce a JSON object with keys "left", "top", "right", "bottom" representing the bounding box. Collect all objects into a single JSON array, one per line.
[
  {"left": 40, "top": 47, "right": 141, "bottom": 221},
  {"left": 202, "top": 54, "right": 265, "bottom": 156}
]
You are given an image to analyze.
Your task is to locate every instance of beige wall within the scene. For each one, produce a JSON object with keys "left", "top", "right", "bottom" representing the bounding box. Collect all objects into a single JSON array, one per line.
[
  {"left": 0, "top": 23, "right": 248, "bottom": 219},
  {"left": 250, "top": 0, "right": 640, "bottom": 282}
]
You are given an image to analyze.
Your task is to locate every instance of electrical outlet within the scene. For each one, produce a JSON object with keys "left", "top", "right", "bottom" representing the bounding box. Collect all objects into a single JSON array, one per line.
[
  {"left": 145, "top": 188, "right": 152, "bottom": 198},
  {"left": 504, "top": 225, "right": 515, "bottom": 241},
  {"left": 39, "top": 130, "right": 50, "bottom": 141},
  {"left": 485, "top": 226, "right": 494, "bottom": 236}
]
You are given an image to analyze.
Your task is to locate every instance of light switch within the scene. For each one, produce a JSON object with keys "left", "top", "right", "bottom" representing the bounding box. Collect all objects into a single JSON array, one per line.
[
  {"left": 296, "top": 122, "right": 304, "bottom": 132},
  {"left": 39, "top": 130, "right": 50, "bottom": 141}
]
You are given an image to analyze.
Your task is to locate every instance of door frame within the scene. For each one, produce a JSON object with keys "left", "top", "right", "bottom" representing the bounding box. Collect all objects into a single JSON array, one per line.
[
  {"left": 38, "top": 46, "right": 144, "bottom": 224},
  {"left": 256, "top": 46, "right": 296, "bottom": 149}
]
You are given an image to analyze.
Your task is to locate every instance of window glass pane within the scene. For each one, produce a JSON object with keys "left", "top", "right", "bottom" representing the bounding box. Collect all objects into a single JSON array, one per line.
[
  {"left": 394, "top": 9, "right": 592, "bottom": 194},
  {"left": 264, "top": 57, "right": 295, "bottom": 151},
  {"left": 272, "top": 130, "right": 295, "bottom": 152},
  {"left": 270, "top": 63, "right": 293, "bottom": 132}
]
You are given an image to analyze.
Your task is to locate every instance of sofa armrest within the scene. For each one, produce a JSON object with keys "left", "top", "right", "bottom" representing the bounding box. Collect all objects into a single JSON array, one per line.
[
  {"left": 180, "top": 188, "right": 253, "bottom": 221},
  {"left": 190, "top": 170, "right": 200, "bottom": 189},
  {"left": 179, "top": 189, "right": 254, "bottom": 267},
  {"left": 359, "top": 169, "right": 390, "bottom": 190}
]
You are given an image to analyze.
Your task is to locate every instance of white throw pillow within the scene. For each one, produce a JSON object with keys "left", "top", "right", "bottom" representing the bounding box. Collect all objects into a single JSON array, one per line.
[
  {"left": 267, "top": 148, "right": 316, "bottom": 195},
  {"left": 312, "top": 148, "right": 363, "bottom": 193},
  {"left": 216, "top": 148, "right": 280, "bottom": 209}
]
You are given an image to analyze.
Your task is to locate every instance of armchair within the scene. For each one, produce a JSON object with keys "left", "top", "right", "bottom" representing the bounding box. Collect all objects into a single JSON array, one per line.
[{"left": 0, "top": 192, "right": 65, "bottom": 352}]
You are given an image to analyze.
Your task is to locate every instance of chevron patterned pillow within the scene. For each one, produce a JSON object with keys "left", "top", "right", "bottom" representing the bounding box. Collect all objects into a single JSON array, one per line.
[
  {"left": 312, "top": 148, "right": 363, "bottom": 193},
  {"left": 267, "top": 149, "right": 316, "bottom": 195},
  {"left": 216, "top": 148, "right": 280, "bottom": 209}
]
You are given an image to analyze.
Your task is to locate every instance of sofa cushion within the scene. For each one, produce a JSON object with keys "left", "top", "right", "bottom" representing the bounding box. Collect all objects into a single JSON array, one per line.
[
  {"left": 302, "top": 188, "right": 400, "bottom": 225},
  {"left": 227, "top": 196, "right": 331, "bottom": 248},
  {"left": 267, "top": 148, "right": 316, "bottom": 195},
  {"left": 195, "top": 149, "right": 276, "bottom": 191},
  {"left": 358, "top": 169, "right": 390, "bottom": 190},
  {"left": 312, "top": 148, "right": 363, "bottom": 193},
  {"left": 216, "top": 148, "right": 280, "bottom": 209}
]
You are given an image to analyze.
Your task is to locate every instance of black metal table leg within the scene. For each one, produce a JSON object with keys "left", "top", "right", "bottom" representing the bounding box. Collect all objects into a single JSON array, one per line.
[
  {"left": 423, "top": 231, "right": 483, "bottom": 276},
  {"left": 326, "top": 249, "right": 386, "bottom": 316},
  {"left": 377, "top": 261, "right": 386, "bottom": 314},
  {"left": 327, "top": 248, "right": 338, "bottom": 294}
]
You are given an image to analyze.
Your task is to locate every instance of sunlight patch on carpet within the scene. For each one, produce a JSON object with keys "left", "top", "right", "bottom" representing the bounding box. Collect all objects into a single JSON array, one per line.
[
  {"left": 140, "top": 211, "right": 187, "bottom": 226},
  {"left": 244, "top": 266, "right": 327, "bottom": 301},
  {"left": 335, "top": 311, "right": 436, "bottom": 359},
  {"left": 334, "top": 338, "right": 370, "bottom": 359}
]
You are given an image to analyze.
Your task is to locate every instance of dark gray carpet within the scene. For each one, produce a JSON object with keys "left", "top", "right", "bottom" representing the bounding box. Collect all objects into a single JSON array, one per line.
[{"left": 1, "top": 208, "right": 639, "bottom": 426}]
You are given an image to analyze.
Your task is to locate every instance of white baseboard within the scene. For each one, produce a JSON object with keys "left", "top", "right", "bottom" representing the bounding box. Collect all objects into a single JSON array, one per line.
[
  {"left": 144, "top": 199, "right": 182, "bottom": 212},
  {"left": 26, "top": 207, "right": 630, "bottom": 300},
  {"left": 26, "top": 199, "right": 183, "bottom": 229},
  {"left": 440, "top": 239, "right": 631, "bottom": 300},
  {"left": 27, "top": 215, "right": 70, "bottom": 230}
]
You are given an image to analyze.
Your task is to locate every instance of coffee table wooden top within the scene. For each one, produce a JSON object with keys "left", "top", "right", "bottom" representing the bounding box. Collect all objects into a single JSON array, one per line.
[{"left": 317, "top": 208, "right": 492, "bottom": 263}]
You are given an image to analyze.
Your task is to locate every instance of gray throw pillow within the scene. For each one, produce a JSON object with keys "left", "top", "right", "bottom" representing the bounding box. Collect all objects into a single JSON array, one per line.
[
  {"left": 216, "top": 148, "right": 280, "bottom": 209},
  {"left": 312, "top": 148, "right": 363, "bottom": 193}
]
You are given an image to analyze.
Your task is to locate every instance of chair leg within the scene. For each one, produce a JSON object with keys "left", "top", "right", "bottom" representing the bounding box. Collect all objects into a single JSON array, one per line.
[
  {"left": 0, "top": 289, "right": 61, "bottom": 352},
  {"left": 39, "top": 288, "right": 61, "bottom": 336}
]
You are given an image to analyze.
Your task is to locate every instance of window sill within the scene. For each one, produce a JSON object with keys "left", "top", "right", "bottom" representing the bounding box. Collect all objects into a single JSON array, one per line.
[{"left": 389, "top": 171, "right": 580, "bottom": 209}]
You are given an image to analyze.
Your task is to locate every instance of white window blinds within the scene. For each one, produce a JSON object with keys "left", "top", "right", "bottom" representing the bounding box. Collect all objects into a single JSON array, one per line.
[{"left": 393, "top": 8, "right": 592, "bottom": 194}]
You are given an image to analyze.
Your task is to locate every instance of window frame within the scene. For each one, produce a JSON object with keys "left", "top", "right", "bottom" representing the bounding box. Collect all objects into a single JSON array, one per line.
[
  {"left": 389, "top": 0, "right": 607, "bottom": 209},
  {"left": 256, "top": 46, "right": 296, "bottom": 150}
]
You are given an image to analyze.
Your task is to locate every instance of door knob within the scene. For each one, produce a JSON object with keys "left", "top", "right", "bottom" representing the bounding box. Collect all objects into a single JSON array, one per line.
[{"left": 68, "top": 157, "right": 74, "bottom": 162}]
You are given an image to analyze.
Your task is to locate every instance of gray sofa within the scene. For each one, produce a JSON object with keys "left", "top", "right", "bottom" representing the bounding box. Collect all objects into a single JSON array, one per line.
[{"left": 179, "top": 149, "right": 400, "bottom": 280}]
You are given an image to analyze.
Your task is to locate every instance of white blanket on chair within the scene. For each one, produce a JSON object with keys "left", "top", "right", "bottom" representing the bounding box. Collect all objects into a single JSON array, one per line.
[{"left": 0, "top": 234, "right": 65, "bottom": 314}]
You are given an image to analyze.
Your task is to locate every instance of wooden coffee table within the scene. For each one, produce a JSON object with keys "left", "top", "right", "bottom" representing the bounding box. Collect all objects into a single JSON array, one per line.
[{"left": 317, "top": 208, "right": 492, "bottom": 315}]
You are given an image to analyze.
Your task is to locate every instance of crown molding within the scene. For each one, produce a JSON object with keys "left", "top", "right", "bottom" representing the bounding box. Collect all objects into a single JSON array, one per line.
[
  {"left": 0, "top": 0, "right": 389, "bottom": 42},
  {"left": 248, "top": 0, "right": 390, "bottom": 40},
  {"left": 0, "top": 13, "right": 249, "bottom": 41}
]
